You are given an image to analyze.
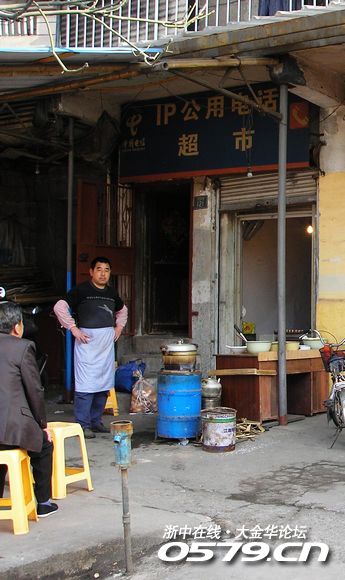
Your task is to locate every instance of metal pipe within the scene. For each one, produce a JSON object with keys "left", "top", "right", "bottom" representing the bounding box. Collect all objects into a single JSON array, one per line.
[
  {"left": 121, "top": 467, "right": 133, "bottom": 574},
  {"left": 0, "top": 63, "right": 132, "bottom": 76},
  {"left": 277, "top": 84, "right": 288, "bottom": 426},
  {"left": 214, "top": 180, "right": 220, "bottom": 360},
  {"left": 155, "top": 57, "right": 279, "bottom": 69},
  {"left": 0, "top": 68, "right": 143, "bottom": 102},
  {"left": 65, "top": 117, "right": 74, "bottom": 401},
  {"left": 168, "top": 69, "right": 282, "bottom": 121}
]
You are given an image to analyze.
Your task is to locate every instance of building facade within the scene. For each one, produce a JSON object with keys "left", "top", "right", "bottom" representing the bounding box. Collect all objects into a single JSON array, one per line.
[{"left": 0, "top": 1, "right": 344, "bottom": 377}]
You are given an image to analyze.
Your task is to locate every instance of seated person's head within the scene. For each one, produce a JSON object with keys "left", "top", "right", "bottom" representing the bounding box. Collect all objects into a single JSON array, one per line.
[{"left": 0, "top": 301, "right": 24, "bottom": 337}]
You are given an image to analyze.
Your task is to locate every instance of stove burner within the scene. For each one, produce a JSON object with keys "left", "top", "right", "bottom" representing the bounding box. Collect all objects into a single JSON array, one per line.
[{"left": 163, "top": 363, "right": 196, "bottom": 371}]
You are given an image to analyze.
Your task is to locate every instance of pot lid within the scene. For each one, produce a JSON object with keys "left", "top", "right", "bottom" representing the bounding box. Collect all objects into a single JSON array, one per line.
[{"left": 160, "top": 339, "right": 198, "bottom": 352}]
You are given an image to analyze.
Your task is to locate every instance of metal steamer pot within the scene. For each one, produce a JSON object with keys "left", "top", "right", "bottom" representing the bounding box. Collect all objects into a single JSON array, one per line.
[
  {"left": 202, "top": 377, "right": 222, "bottom": 398},
  {"left": 201, "top": 377, "right": 222, "bottom": 410},
  {"left": 160, "top": 340, "right": 198, "bottom": 370}
]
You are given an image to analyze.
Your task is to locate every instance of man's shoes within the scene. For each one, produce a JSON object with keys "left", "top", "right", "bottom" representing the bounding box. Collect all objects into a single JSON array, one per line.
[
  {"left": 37, "top": 502, "right": 58, "bottom": 518},
  {"left": 83, "top": 427, "right": 96, "bottom": 439},
  {"left": 91, "top": 423, "right": 110, "bottom": 433}
]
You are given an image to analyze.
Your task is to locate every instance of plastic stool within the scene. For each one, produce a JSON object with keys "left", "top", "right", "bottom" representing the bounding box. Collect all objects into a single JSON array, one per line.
[
  {"left": 0, "top": 449, "right": 38, "bottom": 534},
  {"left": 47, "top": 422, "right": 94, "bottom": 500},
  {"left": 104, "top": 388, "right": 119, "bottom": 416}
]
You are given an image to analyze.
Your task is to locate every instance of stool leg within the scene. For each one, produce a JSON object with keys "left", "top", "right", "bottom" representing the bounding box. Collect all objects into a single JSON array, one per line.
[
  {"left": 104, "top": 388, "right": 119, "bottom": 416},
  {"left": 22, "top": 457, "right": 38, "bottom": 522},
  {"left": 78, "top": 435, "right": 94, "bottom": 492},
  {"left": 111, "top": 389, "right": 119, "bottom": 416},
  {"left": 51, "top": 435, "right": 67, "bottom": 499},
  {"left": 8, "top": 458, "right": 29, "bottom": 535}
]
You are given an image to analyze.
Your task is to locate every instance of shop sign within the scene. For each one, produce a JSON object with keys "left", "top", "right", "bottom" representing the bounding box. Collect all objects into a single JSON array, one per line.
[{"left": 120, "top": 83, "right": 312, "bottom": 181}]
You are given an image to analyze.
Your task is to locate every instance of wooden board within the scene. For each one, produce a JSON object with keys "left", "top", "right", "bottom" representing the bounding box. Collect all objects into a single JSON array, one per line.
[
  {"left": 217, "top": 350, "right": 322, "bottom": 361},
  {"left": 208, "top": 368, "right": 277, "bottom": 376},
  {"left": 216, "top": 353, "right": 328, "bottom": 421}
]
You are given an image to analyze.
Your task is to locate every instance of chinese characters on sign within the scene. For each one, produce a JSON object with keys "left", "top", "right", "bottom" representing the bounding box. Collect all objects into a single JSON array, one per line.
[
  {"left": 120, "top": 83, "right": 312, "bottom": 179},
  {"left": 162, "top": 523, "right": 308, "bottom": 541},
  {"left": 178, "top": 134, "right": 199, "bottom": 157}
]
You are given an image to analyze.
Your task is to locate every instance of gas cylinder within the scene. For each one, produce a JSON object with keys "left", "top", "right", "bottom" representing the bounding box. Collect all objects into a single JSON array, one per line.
[{"left": 201, "top": 377, "right": 222, "bottom": 410}]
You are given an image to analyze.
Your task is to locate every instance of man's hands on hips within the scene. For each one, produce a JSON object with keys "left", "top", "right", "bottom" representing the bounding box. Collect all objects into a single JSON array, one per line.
[
  {"left": 70, "top": 325, "right": 122, "bottom": 342},
  {"left": 71, "top": 326, "right": 90, "bottom": 343}
]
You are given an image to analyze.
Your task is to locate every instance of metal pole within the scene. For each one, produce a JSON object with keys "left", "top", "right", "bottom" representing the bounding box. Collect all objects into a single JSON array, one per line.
[
  {"left": 168, "top": 70, "right": 282, "bottom": 122},
  {"left": 278, "top": 84, "right": 288, "bottom": 426},
  {"left": 65, "top": 117, "right": 74, "bottom": 402},
  {"left": 121, "top": 467, "right": 133, "bottom": 573}
]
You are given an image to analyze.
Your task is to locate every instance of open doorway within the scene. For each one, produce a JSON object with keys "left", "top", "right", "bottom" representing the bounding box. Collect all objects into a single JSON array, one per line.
[
  {"left": 140, "top": 182, "right": 191, "bottom": 334},
  {"left": 238, "top": 212, "right": 314, "bottom": 339}
]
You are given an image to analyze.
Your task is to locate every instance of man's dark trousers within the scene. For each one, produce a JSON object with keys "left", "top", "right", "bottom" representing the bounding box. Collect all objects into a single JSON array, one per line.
[{"left": 74, "top": 390, "right": 109, "bottom": 428}]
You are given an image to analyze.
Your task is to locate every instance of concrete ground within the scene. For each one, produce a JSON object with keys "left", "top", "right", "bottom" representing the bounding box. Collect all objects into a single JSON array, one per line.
[{"left": 1, "top": 388, "right": 345, "bottom": 580}]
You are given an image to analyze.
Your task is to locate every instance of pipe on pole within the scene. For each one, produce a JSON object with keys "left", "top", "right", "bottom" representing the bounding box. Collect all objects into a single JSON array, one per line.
[
  {"left": 168, "top": 69, "right": 282, "bottom": 121},
  {"left": 277, "top": 84, "right": 288, "bottom": 426},
  {"left": 154, "top": 57, "right": 279, "bottom": 70},
  {"left": 65, "top": 117, "right": 74, "bottom": 401}
]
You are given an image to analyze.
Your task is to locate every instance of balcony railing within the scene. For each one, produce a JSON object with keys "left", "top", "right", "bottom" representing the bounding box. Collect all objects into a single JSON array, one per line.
[
  {"left": 0, "top": 0, "right": 332, "bottom": 46},
  {"left": 0, "top": 15, "right": 36, "bottom": 36}
]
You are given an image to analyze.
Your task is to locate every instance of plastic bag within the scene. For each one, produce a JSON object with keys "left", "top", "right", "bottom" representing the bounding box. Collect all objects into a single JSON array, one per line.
[
  {"left": 129, "top": 377, "right": 157, "bottom": 414},
  {"left": 115, "top": 359, "right": 146, "bottom": 393}
]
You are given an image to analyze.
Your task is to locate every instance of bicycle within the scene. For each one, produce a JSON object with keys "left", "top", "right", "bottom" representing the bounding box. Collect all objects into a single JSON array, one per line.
[{"left": 317, "top": 331, "right": 345, "bottom": 447}]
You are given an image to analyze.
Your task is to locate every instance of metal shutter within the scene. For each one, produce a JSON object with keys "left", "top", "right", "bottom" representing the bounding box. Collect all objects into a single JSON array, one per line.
[{"left": 220, "top": 170, "right": 318, "bottom": 211}]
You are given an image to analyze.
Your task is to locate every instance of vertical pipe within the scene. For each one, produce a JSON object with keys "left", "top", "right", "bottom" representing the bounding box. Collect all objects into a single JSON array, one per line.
[
  {"left": 65, "top": 117, "right": 74, "bottom": 400},
  {"left": 278, "top": 84, "right": 288, "bottom": 426},
  {"left": 121, "top": 468, "right": 133, "bottom": 573},
  {"left": 214, "top": 181, "right": 220, "bottom": 361}
]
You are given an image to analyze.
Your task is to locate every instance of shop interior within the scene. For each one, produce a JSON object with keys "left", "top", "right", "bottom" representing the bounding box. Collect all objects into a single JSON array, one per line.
[{"left": 240, "top": 213, "right": 313, "bottom": 339}]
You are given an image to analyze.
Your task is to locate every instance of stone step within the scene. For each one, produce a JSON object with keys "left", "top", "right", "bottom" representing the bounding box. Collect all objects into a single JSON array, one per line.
[{"left": 119, "top": 353, "right": 163, "bottom": 375}]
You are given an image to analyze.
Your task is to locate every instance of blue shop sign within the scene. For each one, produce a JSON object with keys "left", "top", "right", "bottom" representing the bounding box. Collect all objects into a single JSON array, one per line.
[{"left": 120, "top": 83, "right": 312, "bottom": 181}]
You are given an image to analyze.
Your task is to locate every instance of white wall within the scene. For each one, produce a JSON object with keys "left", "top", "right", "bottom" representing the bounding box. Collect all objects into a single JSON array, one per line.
[
  {"left": 191, "top": 177, "right": 218, "bottom": 374},
  {"left": 242, "top": 217, "right": 312, "bottom": 338}
]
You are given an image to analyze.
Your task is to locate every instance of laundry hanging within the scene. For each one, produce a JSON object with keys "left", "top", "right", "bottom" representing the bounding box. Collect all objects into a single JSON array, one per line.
[
  {"left": 258, "top": 0, "right": 325, "bottom": 15},
  {"left": 258, "top": 0, "right": 301, "bottom": 16}
]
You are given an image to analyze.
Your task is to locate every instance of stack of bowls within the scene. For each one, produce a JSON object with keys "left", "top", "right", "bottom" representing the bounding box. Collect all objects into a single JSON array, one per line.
[
  {"left": 246, "top": 341, "right": 272, "bottom": 354},
  {"left": 301, "top": 337, "right": 324, "bottom": 349}
]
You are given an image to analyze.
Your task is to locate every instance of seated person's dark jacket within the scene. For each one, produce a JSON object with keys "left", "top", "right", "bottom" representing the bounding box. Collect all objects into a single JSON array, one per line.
[{"left": 0, "top": 333, "right": 46, "bottom": 453}]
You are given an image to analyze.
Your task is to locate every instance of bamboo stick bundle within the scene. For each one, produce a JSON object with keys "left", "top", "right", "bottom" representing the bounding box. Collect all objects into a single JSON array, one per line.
[{"left": 236, "top": 418, "right": 265, "bottom": 441}]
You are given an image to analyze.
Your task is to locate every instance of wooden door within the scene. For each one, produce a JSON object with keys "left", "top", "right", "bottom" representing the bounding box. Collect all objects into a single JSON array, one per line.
[
  {"left": 76, "top": 180, "right": 134, "bottom": 332},
  {"left": 145, "top": 184, "right": 191, "bottom": 334}
]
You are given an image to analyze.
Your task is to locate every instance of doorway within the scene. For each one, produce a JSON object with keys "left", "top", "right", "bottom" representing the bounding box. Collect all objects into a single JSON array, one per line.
[
  {"left": 237, "top": 211, "right": 314, "bottom": 339},
  {"left": 141, "top": 182, "right": 191, "bottom": 334}
]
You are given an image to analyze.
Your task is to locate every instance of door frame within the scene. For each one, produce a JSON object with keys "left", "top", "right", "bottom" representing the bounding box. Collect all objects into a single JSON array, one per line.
[
  {"left": 134, "top": 180, "right": 193, "bottom": 336},
  {"left": 76, "top": 179, "right": 135, "bottom": 333},
  {"left": 234, "top": 206, "right": 317, "bottom": 337}
]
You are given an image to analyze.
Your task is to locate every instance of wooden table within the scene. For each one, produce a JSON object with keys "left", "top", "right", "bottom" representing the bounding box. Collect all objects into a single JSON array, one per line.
[{"left": 214, "top": 351, "right": 329, "bottom": 422}]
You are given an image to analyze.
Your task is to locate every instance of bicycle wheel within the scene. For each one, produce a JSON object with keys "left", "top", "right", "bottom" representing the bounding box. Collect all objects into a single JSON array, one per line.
[{"left": 331, "top": 390, "right": 345, "bottom": 428}]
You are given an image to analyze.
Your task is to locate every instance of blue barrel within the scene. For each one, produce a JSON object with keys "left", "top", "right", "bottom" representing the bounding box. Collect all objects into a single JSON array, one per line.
[{"left": 157, "top": 371, "right": 202, "bottom": 439}]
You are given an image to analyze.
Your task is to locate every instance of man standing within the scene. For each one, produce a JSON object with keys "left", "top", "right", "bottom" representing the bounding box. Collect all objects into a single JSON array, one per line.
[
  {"left": 54, "top": 256, "right": 128, "bottom": 438},
  {"left": 0, "top": 301, "right": 58, "bottom": 517}
]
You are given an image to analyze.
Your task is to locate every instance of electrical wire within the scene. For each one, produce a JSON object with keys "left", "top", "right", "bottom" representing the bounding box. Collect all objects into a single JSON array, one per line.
[{"left": 320, "top": 102, "right": 345, "bottom": 123}]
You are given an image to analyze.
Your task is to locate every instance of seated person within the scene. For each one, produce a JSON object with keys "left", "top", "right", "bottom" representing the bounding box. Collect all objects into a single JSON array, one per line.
[{"left": 0, "top": 301, "right": 58, "bottom": 517}]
